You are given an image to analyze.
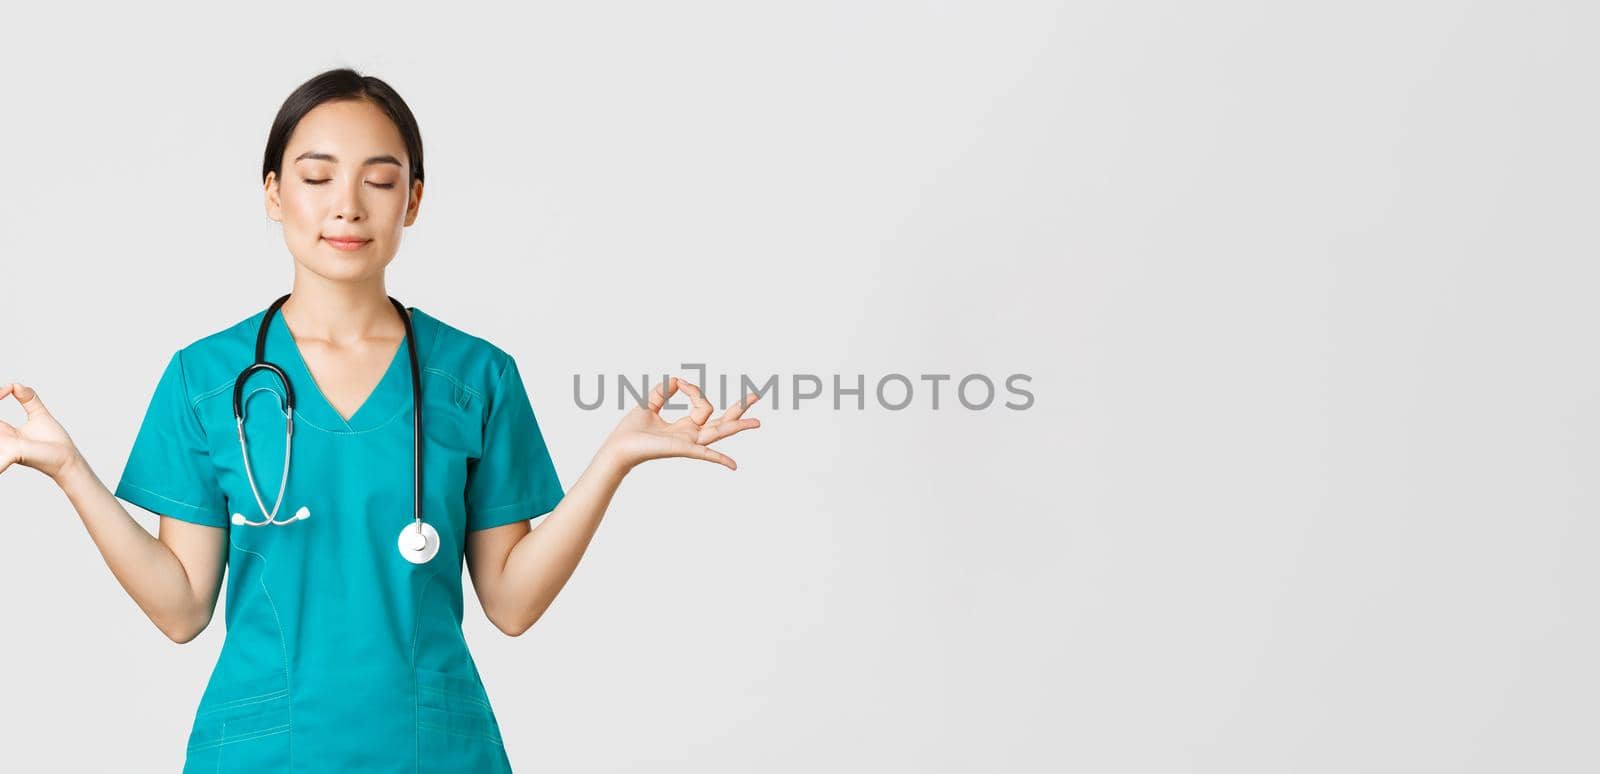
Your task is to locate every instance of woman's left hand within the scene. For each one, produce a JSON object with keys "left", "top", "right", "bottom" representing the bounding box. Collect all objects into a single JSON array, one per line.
[{"left": 600, "top": 376, "right": 761, "bottom": 472}]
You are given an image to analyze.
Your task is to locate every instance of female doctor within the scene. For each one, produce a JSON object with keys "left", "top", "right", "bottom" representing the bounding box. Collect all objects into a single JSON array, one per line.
[{"left": 0, "top": 68, "right": 762, "bottom": 772}]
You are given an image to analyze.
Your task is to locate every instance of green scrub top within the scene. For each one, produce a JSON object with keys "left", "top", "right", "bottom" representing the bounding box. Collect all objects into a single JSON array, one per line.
[{"left": 113, "top": 305, "right": 564, "bottom": 772}]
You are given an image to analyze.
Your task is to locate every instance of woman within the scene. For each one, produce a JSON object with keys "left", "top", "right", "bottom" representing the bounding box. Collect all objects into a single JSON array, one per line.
[{"left": 0, "top": 68, "right": 761, "bottom": 771}]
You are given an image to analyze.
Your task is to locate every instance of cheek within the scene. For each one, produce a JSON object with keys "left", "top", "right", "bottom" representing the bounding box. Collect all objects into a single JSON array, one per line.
[
  {"left": 374, "top": 191, "right": 410, "bottom": 220},
  {"left": 278, "top": 192, "right": 322, "bottom": 230}
]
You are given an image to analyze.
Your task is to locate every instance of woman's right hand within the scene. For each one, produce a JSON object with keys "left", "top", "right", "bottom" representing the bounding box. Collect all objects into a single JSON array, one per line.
[{"left": 0, "top": 382, "right": 82, "bottom": 481}]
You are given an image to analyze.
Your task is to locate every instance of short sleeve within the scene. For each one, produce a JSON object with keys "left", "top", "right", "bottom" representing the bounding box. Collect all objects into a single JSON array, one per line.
[
  {"left": 113, "top": 349, "right": 229, "bottom": 528},
  {"left": 464, "top": 355, "right": 565, "bottom": 531}
]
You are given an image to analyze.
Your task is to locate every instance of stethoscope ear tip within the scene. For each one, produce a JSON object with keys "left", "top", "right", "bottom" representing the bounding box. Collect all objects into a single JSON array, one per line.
[
  {"left": 294, "top": 506, "right": 311, "bottom": 521},
  {"left": 231, "top": 513, "right": 246, "bottom": 526}
]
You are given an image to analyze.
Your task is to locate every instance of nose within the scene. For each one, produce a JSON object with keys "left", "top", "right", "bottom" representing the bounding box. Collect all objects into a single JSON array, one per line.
[{"left": 333, "top": 178, "right": 366, "bottom": 222}]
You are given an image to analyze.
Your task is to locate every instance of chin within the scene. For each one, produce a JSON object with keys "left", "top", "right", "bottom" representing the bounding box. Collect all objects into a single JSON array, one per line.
[{"left": 296, "top": 250, "right": 388, "bottom": 283}]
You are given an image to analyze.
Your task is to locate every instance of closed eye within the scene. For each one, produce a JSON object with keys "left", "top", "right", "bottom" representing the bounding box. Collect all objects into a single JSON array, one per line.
[{"left": 301, "top": 178, "right": 395, "bottom": 189}]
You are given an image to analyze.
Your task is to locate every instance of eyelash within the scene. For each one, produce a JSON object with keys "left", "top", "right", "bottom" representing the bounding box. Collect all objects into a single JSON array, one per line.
[{"left": 302, "top": 178, "right": 395, "bottom": 189}]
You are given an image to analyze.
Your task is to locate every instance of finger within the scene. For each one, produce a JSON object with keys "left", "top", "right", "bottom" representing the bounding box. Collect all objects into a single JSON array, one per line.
[
  {"left": 720, "top": 392, "right": 760, "bottom": 421},
  {"left": 676, "top": 380, "right": 714, "bottom": 426},
  {"left": 701, "top": 417, "right": 761, "bottom": 444},
  {"left": 11, "top": 383, "right": 48, "bottom": 418},
  {"left": 0, "top": 383, "right": 12, "bottom": 402},
  {"left": 646, "top": 377, "right": 680, "bottom": 415},
  {"left": 688, "top": 444, "right": 737, "bottom": 471}
]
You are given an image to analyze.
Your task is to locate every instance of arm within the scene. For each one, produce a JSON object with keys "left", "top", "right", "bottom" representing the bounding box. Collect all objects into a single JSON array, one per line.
[
  {"left": 56, "top": 455, "right": 227, "bottom": 643},
  {"left": 2, "top": 383, "right": 226, "bottom": 643},
  {"left": 466, "top": 377, "right": 761, "bottom": 636},
  {"left": 465, "top": 446, "right": 628, "bottom": 636}
]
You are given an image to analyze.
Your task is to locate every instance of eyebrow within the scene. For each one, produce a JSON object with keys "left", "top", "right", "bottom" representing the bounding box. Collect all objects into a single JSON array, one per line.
[{"left": 293, "top": 151, "right": 403, "bottom": 168}]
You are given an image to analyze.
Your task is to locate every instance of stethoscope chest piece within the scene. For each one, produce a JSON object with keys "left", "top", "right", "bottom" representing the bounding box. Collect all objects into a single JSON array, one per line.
[{"left": 397, "top": 521, "right": 440, "bottom": 564}]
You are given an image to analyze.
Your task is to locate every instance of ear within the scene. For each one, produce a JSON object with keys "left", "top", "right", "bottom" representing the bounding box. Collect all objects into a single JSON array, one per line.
[
  {"left": 403, "top": 178, "right": 424, "bottom": 227},
  {"left": 263, "top": 171, "right": 283, "bottom": 222}
]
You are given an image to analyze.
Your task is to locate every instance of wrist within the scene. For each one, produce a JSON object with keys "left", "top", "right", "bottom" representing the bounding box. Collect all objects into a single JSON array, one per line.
[
  {"left": 593, "top": 442, "right": 635, "bottom": 479},
  {"left": 51, "top": 450, "right": 90, "bottom": 489}
]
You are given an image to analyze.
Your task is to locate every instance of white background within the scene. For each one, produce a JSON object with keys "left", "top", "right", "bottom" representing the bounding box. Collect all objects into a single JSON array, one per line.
[{"left": 1, "top": 1, "right": 1594, "bottom": 771}]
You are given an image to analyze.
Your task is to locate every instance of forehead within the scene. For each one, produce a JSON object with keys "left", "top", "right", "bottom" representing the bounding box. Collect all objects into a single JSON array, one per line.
[{"left": 284, "top": 99, "right": 407, "bottom": 161}]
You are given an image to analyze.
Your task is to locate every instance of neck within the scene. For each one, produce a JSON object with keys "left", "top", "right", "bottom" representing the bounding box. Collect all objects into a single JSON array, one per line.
[{"left": 279, "top": 271, "right": 403, "bottom": 344}]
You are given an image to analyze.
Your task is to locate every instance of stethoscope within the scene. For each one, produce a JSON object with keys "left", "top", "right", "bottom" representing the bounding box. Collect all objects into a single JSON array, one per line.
[{"left": 230, "top": 293, "right": 440, "bottom": 565}]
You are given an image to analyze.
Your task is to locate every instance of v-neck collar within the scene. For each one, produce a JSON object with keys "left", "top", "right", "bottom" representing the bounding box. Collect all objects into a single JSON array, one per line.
[{"left": 260, "top": 304, "right": 435, "bottom": 434}]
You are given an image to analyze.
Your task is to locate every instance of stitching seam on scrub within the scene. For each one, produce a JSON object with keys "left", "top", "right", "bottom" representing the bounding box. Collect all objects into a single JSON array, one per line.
[
  {"left": 191, "top": 377, "right": 235, "bottom": 409},
  {"left": 473, "top": 496, "right": 554, "bottom": 518},
  {"left": 118, "top": 483, "right": 213, "bottom": 512},
  {"left": 436, "top": 569, "right": 476, "bottom": 656},
  {"left": 267, "top": 334, "right": 451, "bottom": 435},
  {"left": 195, "top": 688, "right": 290, "bottom": 716},
  {"left": 194, "top": 384, "right": 405, "bottom": 436},
  {"left": 417, "top": 684, "right": 493, "bottom": 710},
  {"left": 416, "top": 722, "right": 506, "bottom": 746},
  {"left": 421, "top": 367, "right": 484, "bottom": 402},
  {"left": 228, "top": 535, "right": 294, "bottom": 771},
  {"left": 193, "top": 389, "right": 404, "bottom": 436},
  {"left": 175, "top": 349, "right": 211, "bottom": 434},
  {"left": 189, "top": 723, "right": 293, "bottom": 751}
]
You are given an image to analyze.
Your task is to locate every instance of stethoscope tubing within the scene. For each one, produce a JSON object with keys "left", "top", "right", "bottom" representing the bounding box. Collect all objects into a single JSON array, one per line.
[
  {"left": 235, "top": 410, "right": 295, "bottom": 525},
  {"left": 231, "top": 293, "right": 426, "bottom": 538}
]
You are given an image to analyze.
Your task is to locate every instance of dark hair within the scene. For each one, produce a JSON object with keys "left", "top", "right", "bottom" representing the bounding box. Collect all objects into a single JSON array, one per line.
[{"left": 261, "top": 68, "right": 424, "bottom": 186}]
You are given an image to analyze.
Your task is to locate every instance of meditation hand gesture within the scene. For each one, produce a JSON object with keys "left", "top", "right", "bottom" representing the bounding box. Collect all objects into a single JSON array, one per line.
[
  {"left": 0, "top": 383, "right": 81, "bottom": 480},
  {"left": 601, "top": 376, "right": 762, "bottom": 472}
]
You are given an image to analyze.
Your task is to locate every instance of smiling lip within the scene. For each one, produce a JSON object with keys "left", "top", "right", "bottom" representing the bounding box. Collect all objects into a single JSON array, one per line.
[{"left": 323, "top": 236, "right": 371, "bottom": 251}]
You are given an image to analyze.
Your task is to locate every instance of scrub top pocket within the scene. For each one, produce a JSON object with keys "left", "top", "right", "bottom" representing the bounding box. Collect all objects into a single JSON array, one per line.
[
  {"left": 415, "top": 666, "right": 509, "bottom": 772},
  {"left": 185, "top": 679, "right": 293, "bottom": 773}
]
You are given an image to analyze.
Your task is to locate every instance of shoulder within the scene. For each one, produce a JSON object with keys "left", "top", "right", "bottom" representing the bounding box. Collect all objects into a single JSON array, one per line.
[
  {"left": 165, "top": 309, "right": 268, "bottom": 401},
  {"left": 407, "top": 306, "right": 520, "bottom": 399}
]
